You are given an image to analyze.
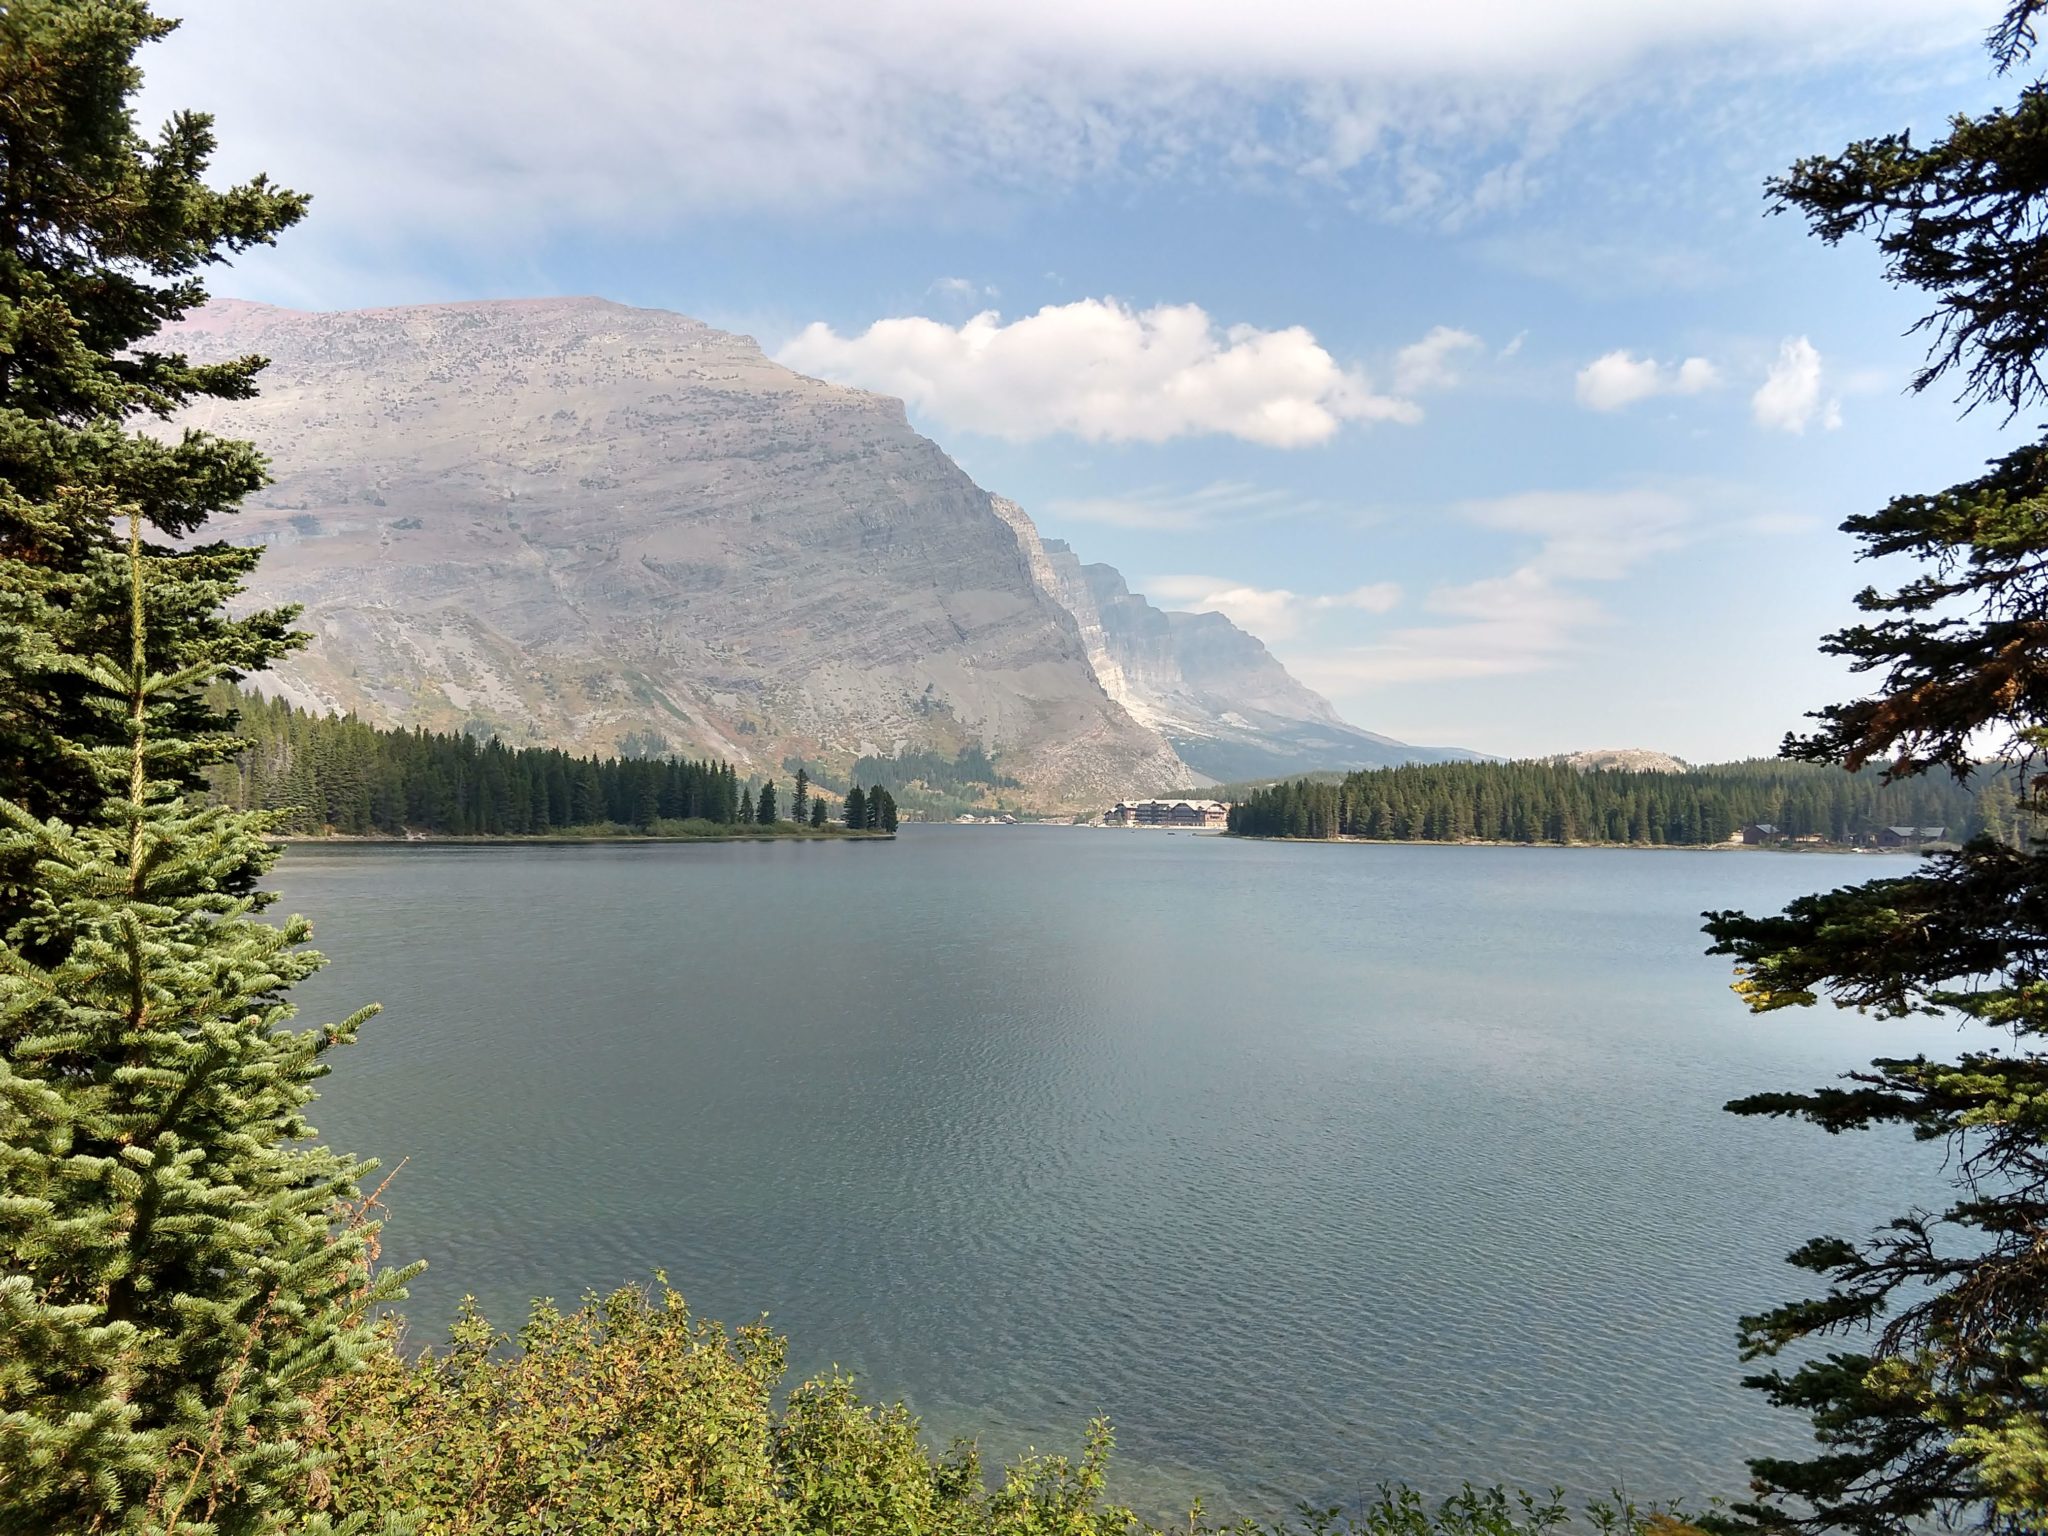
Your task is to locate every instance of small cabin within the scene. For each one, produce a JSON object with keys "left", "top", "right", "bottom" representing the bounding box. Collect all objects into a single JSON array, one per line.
[{"left": 1876, "top": 825, "right": 1948, "bottom": 848}]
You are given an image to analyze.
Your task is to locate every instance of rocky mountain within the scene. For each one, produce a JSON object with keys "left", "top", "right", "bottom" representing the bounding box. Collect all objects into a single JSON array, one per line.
[
  {"left": 992, "top": 498, "right": 1474, "bottom": 783},
  {"left": 167, "top": 296, "right": 1464, "bottom": 803},
  {"left": 168, "top": 297, "right": 1187, "bottom": 807}
]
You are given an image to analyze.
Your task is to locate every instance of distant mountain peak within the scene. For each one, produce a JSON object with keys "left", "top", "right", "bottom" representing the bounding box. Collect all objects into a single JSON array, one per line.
[
  {"left": 166, "top": 297, "right": 1186, "bottom": 807},
  {"left": 1553, "top": 748, "right": 1689, "bottom": 773},
  {"left": 990, "top": 495, "right": 1478, "bottom": 782}
]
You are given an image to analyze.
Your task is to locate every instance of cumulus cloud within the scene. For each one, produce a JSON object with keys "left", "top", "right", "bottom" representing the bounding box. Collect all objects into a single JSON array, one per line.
[
  {"left": 1751, "top": 335, "right": 1842, "bottom": 433},
  {"left": 1393, "top": 326, "right": 1484, "bottom": 393},
  {"left": 139, "top": 1, "right": 1985, "bottom": 259},
  {"left": 1574, "top": 350, "right": 1719, "bottom": 411},
  {"left": 1141, "top": 575, "right": 1404, "bottom": 640},
  {"left": 778, "top": 300, "right": 1427, "bottom": 447}
]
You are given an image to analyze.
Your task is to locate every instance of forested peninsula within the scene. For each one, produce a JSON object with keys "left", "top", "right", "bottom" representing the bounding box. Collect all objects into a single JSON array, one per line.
[
  {"left": 1225, "top": 759, "right": 1994, "bottom": 846},
  {"left": 205, "top": 688, "right": 899, "bottom": 838}
]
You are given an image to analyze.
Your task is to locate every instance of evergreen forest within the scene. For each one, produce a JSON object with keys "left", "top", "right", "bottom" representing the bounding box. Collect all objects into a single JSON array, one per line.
[
  {"left": 846, "top": 743, "right": 1021, "bottom": 818},
  {"left": 1226, "top": 759, "right": 1988, "bottom": 845},
  {"left": 205, "top": 687, "right": 897, "bottom": 837}
]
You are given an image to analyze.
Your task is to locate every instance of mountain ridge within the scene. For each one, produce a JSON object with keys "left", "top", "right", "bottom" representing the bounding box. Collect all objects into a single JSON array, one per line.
[{"left": 168, "top": 296, "right": 1466, "bottom": 801}]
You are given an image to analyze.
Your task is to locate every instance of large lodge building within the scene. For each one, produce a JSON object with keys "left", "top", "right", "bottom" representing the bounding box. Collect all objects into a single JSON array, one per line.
[{"left": 1104, "top": 798, "right": 1230, "bottom": 829}]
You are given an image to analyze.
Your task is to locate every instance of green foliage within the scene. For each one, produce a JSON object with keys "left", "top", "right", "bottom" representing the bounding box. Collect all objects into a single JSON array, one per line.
[
  {"left": 757, "top": 778, "right": 778, "bottom": 824},
  {"left": 792, "top": 768, "right": 809, "bottom": 827},
  {"left": 0, "top": 0, "right": 308, "bottom": 929},
  {"left": 810, "top": 796, "right": 828, "bottom": 829},
  {"left": 0, "top": 519, "right": 416, "bottom": 1534},
  {"left": 206, "top": 688, "right": 746, "bottom": 834},
  {"left": 1702, "top": 5, "right": 2048, "bottom": 1530},
  {"left": 0, "top": 7, "right": 415, "bottom": 1530},
  {"left": 851, "top": 744, "right": 1019, "bottom": 797},
  {"left": 835, "top": 784, "right": 896, "bottom": 833},
  {"left": 1766, "top": 0, "right": 2048, "bottom": 417},
  {"left": 850, "top": 745, "right": 1018, "bottom": 816},
  {"left": 1226, "top": 760, "right": 1976, "bottom": 846},
  {"left": 311, "top": 1280, "right": 1680, "bottom": 1536}
]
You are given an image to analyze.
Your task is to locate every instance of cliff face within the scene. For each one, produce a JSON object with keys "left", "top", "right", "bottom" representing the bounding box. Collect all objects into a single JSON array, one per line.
[
  {"left": 987, "top": 499, "right": 1138, "bottom": 722},
  {"left": 166, "top": 298, "right": 1188, "bottom": 806},
  {"left": 991, "top": 494, "right": 1472, "bottom": 782}
]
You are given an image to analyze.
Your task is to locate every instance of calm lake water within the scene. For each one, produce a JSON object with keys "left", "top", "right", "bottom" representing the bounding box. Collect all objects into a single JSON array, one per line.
[{"left": 273, "top": 829, "right": 1957, "bottom": 1516}]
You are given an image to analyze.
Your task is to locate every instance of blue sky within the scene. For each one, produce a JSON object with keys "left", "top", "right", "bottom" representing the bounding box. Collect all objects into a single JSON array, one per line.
[{"left": 146, "top": 1, "right": 2025, "bottom": 759}]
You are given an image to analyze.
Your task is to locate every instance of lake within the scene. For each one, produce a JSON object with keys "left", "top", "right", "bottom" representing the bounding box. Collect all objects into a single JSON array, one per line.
[{"left": 272, "top": 828, "right": 1957, "bottom": 1517}]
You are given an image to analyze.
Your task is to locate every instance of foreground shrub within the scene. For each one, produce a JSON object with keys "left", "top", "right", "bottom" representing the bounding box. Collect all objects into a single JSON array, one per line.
[{"left": 311, "top": 1279, "right": 1695, "bottom": 1536}]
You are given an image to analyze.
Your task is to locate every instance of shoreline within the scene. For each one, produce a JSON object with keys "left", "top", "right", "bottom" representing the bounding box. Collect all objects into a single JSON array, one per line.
[
  {"left": 269, "top": 829, "right": 895, "bottom": 847},
  {"left": 1225, "top": 832, "right": 1931, "bottom": 854}
]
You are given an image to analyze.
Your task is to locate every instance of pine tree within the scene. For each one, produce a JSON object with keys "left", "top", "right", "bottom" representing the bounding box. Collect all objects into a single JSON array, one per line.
[
  {"left": 810, "top": 798, "right": 827, "bottom": 829},
  {"left": 843, "top": 785, "right": 866, "bottom": 831},
  {"left": 1703, "top": 6, "right": 2048, "bottom": 1529},
  {"left": 873, "top": 787, "right": 899, "bottom": 833},
  {"left": 791, "top": 769, "right": 809, "bottom": 827},
  {"left": 756, "top": 778, "right": 777, "bottom": 825},
  {"left": 738, "top": 787, "right": 754, "bottom": 824},
  {"left": 0, "top": 9, "right": 417, "bottom": 1530},
  {"left": 0, "top": 514, "right": 417, "bottom": 1533},
  {"left": 0, "top": 0, "right": 310, "bottom": 935}
]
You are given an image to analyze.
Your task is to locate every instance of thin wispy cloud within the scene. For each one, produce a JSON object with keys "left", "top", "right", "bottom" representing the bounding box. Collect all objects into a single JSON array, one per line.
[
  {"left": 1141, "top": 574, "right": 1404, "bottom": 640},
  {"left": 1047, "top": 481, "right": 1316, "bottom": 531},
  {"left": 779, "top": 300, "right": 1430, "bottom": 447},
  {"left": 144, "top": 1, "right": 1985, "bottom": 254},
  {"left": 1293, "top": 487, "right": 1694, "bottom": 685},
  {"left": 931, "top": 276, "right": 1001, "bottom": 301}
]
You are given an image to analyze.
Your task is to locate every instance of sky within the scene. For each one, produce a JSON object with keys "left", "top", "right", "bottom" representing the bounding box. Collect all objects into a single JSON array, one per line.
[{"left": 141, "top": 1, "right": 2029, "bottom": 760}]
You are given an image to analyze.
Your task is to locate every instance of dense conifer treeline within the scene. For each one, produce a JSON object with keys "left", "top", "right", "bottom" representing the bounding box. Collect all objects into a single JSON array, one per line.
[
  {"left": 850, "top": 743, "right": 1019, "bottom": 797},
  {"left": 205, "top": 689, "right": 900, "bottom": 836},
  {"left": 1227, "top": 759, "right": 1985, "bottom": 845}
]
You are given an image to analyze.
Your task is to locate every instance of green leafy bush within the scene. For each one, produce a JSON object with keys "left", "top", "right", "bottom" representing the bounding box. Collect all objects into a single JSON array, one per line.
[{"left": 310, "top": 1280, "right": 1693, "bottom": 1536}]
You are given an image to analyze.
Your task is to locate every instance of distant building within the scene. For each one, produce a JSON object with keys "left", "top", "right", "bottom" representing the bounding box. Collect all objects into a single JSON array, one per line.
[
  {"left": 1105, "top": 798, "right": 1229, "bottom": 828},
  {"left": 1735, "top": 822, "right": 1781, "bottom": 844},
  {"left": 1877, "top": 825, "right": 1948, "bottom": 848}
]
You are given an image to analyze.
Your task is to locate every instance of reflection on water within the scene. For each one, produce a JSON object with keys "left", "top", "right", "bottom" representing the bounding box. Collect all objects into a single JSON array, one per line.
[{"left": 274, "top": 829, "right": 1952, "bottom": 1515}]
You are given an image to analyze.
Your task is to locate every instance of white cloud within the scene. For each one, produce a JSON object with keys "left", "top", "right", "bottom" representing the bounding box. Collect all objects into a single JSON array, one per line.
[
  {"left": 1574, "top": 350, "right": 1719, "bottom": 411},
  {"left": 141, "top": 2, "right": 1986, "bottom": 258},
  {"left": 1141, "top": 574, "right": 1403, "bottom": 640},
  {"left": 778, "top": 300, "right": 1427, "bottom": 447},
  {"left": 1393, "top": 326, "right": 1484, "bottom": 393},
  {"left": 1751, "top": 335, "right": 1842, "bottom": 433}
]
